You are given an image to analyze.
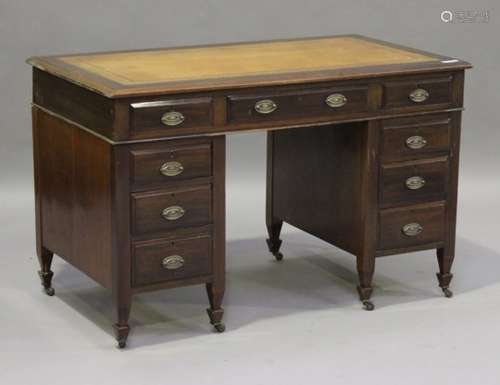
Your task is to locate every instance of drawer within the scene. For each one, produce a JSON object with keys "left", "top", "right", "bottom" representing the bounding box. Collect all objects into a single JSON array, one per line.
[
  {"left": 130, "top": 143, "right": 211, "bottom": 188},
  {"left": 132, "top": 235, "right": 212, "bottom": 286},
  {"left": 383, "top": 75, "right": 452, "bottom": 110},
  {"left": 380, "top": 157, "right": 448, "bottom": 207},
  {"left": 130, "top": 97, "right": 213, "bottom": 134},
  {"left": 228, "top": 85, "right": 369, "bottom": 124},
  {"left": 131, "top": 185, "right": 211, "bottom": 236},
  {"left": 381, "top": 114, "right": 451, "bottom": 161},
  {"left": 378, "top": 202, "right": 446, "bottom": 250}
]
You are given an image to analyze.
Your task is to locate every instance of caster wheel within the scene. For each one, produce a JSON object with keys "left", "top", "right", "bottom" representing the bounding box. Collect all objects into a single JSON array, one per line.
[
  {"left": 442, "top": 288, "right": 453, "bottom": 298},
  {"left": 213, "top": 323, "right": 226, "bottom": 333},
  {"left": 273, "top": 252, "right": 283, "bottom": 261},
  {"left": 44, "top": 287, "right": 55, "bottom": 296},
  {"left": 117, "top": 340, "right": 126, "bottom": 349},
  {"left": 362, "top": 300, "right": 375, "bottom": 311}
]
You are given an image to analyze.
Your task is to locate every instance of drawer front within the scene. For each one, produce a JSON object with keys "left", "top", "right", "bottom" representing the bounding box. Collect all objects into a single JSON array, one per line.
[
  {"left": 130, "top": 144, "right": 211, "bottom": 188},
  {"left": 132, "top": 185, "right": 211, "bottom": 235},
  {"left": 383, "top": 75, "right": 452, "bottom": 110},
  {"left": 228, "top": 85, "right": 369, "bottom": 124},
  {"left": 381, "top": 114, "right": 451, "bottom": 161},
  {"left": 380, "top": 157, "right": 448, "bottom": 207},
  {"left": 378, "top": 203, "right": 446, "bottom": 250},
  {"left": 133, "top": 235, "right": 212, "bottom": 286},
  {"left": 130, "top": 97, "right": 213, "bottom": 134}
]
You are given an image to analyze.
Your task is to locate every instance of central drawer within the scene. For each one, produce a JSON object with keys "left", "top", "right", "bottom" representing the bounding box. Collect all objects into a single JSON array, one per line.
[
  {"left": 131, "top": 185, "right": 212, "bottom": 236},
  {"left": 227, "top": 85, "right": 369, "bottom": 124}
]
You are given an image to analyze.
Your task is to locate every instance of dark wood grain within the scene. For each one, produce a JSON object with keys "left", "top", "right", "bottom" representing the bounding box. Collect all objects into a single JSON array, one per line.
[
  {"left": 33, "top": 106, "right": 113, "bottom": 288},
  {"left": 33, "top": 69, "right": 126, "bottom": 141},
  {"left": 131, "top": 185, "right": 212, "bottom": 236},
  {"left": 272, "top": 122, "right": 364, "bottom": 255},
  {"left": 378, "top": 202, "right": 446, "bottom": 250},
  {"left": 206, "top": 135, "right": 226, "bottom": 331},
  {"left": 381, "top": 113, "right": 451, "bottom": 162},
  {"left": 383, "top": 74, "right": 452, "bottom": 110},
  {"left": 133, "top": 235, "right": 212, "bottom": 286},
  {"left": 227, "top": 84, "right": 369, "bottom": 124},
  {"left": 130, "top": 142, "right": 211, "bottom": 188},
  {"left": 379, "top": 156, "right": 448, "bottom": 207},
  {"left": 29, "top": 37, "right": 469, "bottom": 345},
  {"left": 130, "top": 97, "right": 214, "bottom": 134}
]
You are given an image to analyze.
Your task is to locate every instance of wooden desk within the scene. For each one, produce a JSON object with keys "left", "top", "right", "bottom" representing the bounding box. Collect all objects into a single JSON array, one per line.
[{"left": 28, "top": 35, "right": 471, "bottom": 348}]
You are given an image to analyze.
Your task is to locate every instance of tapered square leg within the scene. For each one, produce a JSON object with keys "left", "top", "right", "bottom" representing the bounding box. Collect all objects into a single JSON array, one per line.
[
  {"left": 112, "top": 288, "right": 132, "bottom": 349},
  {"left": 356, "top": 253, "right": 376, "bottom": 311},
  {"left": 436, "top": 247, "right": 454, "bottom": 298},
  {"left": 266, "top": 131, "right": 284, "bottom": 261},
  {"left": 37, "top": 246, "right": 55, "bottom": 296},
  {"left": 206, "top": 282, "right": 225, "bottom": 332}
]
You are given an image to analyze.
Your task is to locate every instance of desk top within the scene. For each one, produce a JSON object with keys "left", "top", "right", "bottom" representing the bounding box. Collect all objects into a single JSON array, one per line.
[{"left": 27, "top": 35, "right": 470, "bottom": 98}]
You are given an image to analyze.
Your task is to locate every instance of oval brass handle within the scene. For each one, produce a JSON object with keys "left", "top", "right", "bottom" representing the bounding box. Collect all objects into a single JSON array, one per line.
[
  {"left": 405, "top": 176, "right": 426, "bottom": 190},
  {"left": 402, "top": 222, "right": 423, "bottom": 237},
  {"left": 326, "top": 93, "right": 347, "bottom": 108},
  {"left": 162, "top": 255, "right": 185, "bottom": 270},
  {"left": 406, "top": 135, "right": 427, "bottom": 150},
  {"left": 409, "top": 88, "right": 429, "bottom": 103},
  {"left": 161, "top": 111, "right": 185, "bottom": 126},
  {"left": 255, "top": 99, "right": 277, "bottom": 114},
  {"left": 161, "top": 205, "right": 185, "bottom": 221},
  {"left": 160, "top": 161, "right": 184, "bottom": 177}
]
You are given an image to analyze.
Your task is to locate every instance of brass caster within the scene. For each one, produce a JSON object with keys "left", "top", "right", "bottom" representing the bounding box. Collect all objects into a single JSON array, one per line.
[
  {"left": 442, "top": 288, "right": 453, "bottom": 298},
  {"left": 43, "top": 287, "right": 55, "bottom": 296},
  {"left": 117, "top": 340, "right": 126, "bottom": 349},
  {"left": 273, "top": 252, "right": 283, "bottom": 261},
  {"left": 213, "top": 323, "right": 226, "bottom": 333},
  {"left": 362, "top": 300, "right": 375, "bottom": 311}
]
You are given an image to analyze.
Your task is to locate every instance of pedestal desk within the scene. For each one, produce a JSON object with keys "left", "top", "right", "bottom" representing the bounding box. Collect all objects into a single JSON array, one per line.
[{"left": 28, "top": 35, "right": 471, "bottom": 348}]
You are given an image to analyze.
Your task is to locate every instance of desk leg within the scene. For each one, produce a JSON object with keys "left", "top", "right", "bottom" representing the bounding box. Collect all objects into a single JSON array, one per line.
[
  {"left": 33, "top": 110, "right": 55, "bottom": 296},
  {"left": 206, "top": 135, "right": 226, "bottom": 332},
  {"left": 111, "top": 146, "right": 132, "bottom": 348},
  {"left": 436, "top": 111, "right": 461, "bottom": 298},
  {"left": 356, "top": 121, "right": 379, "bottom": 311},
  {"left": 266, "top": 131, "right": 284, "bottom": 261}
]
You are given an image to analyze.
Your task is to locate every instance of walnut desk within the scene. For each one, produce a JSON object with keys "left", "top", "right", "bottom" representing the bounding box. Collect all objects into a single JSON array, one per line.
[{"left": 28, "top": 35, "right": 471, "bottom": 348}]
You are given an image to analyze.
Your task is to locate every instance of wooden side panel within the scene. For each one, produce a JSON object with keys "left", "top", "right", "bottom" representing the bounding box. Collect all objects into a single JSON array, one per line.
[
  {"left": 33, "top": 69, "right": 126, "bottom": 141},
  {"left": 273, "top": 122, "right": 364, "bottom": 255},
  {"left": 34, "top": 107, "right": 113, "bottom": 288}
]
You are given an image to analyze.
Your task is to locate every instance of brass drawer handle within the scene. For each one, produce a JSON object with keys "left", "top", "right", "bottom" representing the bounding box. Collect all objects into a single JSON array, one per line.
[
  {"left": 409, "top": 88, "right": 429, "bottom": 103},
  {"left": 162, "top": 255, "right": 184, "bottom": 270},
  {"left": 161, "top": 111, "right": 185, "bottom": 126},
  {"left": 326, "top": 93, "right": 347, "bottom": 108},
  {"left": 406, "top": 135, "right": 427, "bottom": 150},
  {"left": 160, "top": 161, "right": 184, "bottom": 177},
  {"left": 405, "top": 176, "right": 426, "bottom": 190},
  {"left": 161, "top": 205, "right": 185, "bottom": 221},
  {"left": 255, "top": 99, "right": 277, "bottom": 114},
  {"left": 402, "top": 222, "right": 423, "bottom": 237}
]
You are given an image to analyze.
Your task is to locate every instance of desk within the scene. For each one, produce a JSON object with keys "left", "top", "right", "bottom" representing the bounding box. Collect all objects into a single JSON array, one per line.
[{"left": 28, "top": 35, "right": 471, "bottom": 348}]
